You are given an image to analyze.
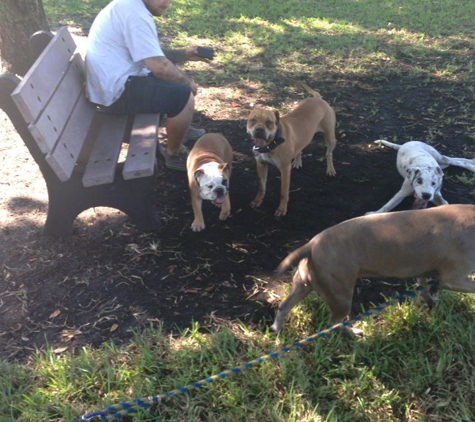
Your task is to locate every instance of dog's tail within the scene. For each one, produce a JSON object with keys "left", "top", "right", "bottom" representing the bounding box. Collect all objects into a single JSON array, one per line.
[
  {"left": 294, "top": 81, "right": 322, "bottom": 99},
  {"left": 275, "top": 242, "right": 313, "bottom": 275},
  {"left": 379, "top": 140, "right": 401, "bottom": 150}
]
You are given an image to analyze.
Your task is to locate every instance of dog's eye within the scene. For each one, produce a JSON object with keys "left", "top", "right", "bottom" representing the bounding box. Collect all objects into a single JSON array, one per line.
[
  {"left": 222, "top": 179, "right": 228, "bottom": 185},
  {"left": 416, "top": 178, "right": 423, "bottom": 184},
  {"left": 265, "top": 120, "right": 274, "bottom": 129},
  {"left": 207, "top": 184, "right": 213, "bottom": 189},
  {"left": 432, "top": 182, "right": 436, "bottom": 186},
  {"left": 249, "top": 118, "right": 256, "bottom": 125}
]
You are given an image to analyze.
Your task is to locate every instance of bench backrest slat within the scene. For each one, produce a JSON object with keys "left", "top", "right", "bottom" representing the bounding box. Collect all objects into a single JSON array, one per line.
[
  {"left": 45, "top": 94, "right": 96, "bottom": 181},
  {"left": 11, "top": 27, "right": 76, "bottom": 124},
  {"left": 28, "top": 53, "right": 86, "bottom": 154},
  {"left": 123, "top": 114, "right": 159, "bottom": 180},
  {"left": 82, "top": 114, "right": 130, "bottom": 187}
]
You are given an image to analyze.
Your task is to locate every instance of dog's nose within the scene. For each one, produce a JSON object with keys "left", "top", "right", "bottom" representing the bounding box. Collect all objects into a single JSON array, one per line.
[
  {"left": 254, "top": 127, "right": 266, "bottom": 137},
  {"left": 215, "top": 186, "right": 225, "bottom": 197},
  {"left": 421, "top": 193, "right": 432, "bottom": 200}
]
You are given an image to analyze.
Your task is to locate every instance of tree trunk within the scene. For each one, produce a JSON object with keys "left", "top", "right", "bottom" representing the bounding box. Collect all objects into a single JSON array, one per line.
[{"left": 0, "top": 0, "right": 49, "bottom": 76}]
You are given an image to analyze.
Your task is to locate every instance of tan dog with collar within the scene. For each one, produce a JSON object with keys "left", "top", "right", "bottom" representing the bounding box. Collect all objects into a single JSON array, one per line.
[
  {"left": 270, "top": 204, "right": 475, "bottom": 334},
  {"left": 186, "top": 133, "right": 233, "bottom": 232},
  {"left": 246, "top": 83, "right": 337, "bottom": 217}
]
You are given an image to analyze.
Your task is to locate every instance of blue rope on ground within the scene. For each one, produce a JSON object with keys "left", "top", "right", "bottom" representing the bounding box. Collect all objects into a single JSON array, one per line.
[{"left": 72, "top": 282, "right": 435, "bottom": 422}]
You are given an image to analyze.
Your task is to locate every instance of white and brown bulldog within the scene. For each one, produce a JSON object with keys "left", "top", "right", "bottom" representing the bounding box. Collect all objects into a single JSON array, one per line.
[
  {"left": 186, "top": 133, "right": 233, "bottom": 232},
  {"left": 246, "top": 83, "right": 337, "bottom": 217}
]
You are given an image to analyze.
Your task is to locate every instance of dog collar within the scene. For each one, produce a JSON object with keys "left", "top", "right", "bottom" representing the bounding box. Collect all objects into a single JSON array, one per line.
[{"left": 253, "top": 125, "right": 285, "bottom": 154}]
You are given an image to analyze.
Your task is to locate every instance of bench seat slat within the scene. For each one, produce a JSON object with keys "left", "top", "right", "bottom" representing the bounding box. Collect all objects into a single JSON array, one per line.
[
  {"left": 28, "top": 53, "right": 86, "bottom": 154},
  {"left": 82, "top": 114, "right": 129, "bottom": 187},
  {"left": 11, "top": 27, "right": 76, "bottom": 124},
  {"left": 45, "top": 95, "right": 96, "bottom": 181},
  {"left": 123, "top": 114, "right": 159, "bottom": 180}
]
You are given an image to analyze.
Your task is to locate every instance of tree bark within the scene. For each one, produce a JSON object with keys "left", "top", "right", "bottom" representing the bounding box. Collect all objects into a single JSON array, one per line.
[{"left": 0, "top": 0, "right": 49, "bottom": 76}]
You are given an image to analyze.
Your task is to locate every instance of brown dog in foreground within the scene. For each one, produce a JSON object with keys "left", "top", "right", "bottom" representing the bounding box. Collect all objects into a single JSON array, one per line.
[
  {"left": 246, "top": 82, "right": 337, "bottom": 217},
  {"left": 186, "top": 133, "right": 233, "bottom": 232},
  {"left": 270, "top": 204, "right": 475, "bottom": 334}
]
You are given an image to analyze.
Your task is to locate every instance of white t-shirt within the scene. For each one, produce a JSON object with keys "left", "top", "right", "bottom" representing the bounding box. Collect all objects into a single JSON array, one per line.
[{"left": 85, "top": 0, "right": 164, "bottom": 106}]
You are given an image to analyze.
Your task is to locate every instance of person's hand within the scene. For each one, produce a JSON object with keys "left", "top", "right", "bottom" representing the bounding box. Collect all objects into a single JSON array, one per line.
[{"left": 190, "top": 81, "right": 199, "bottom": 96}]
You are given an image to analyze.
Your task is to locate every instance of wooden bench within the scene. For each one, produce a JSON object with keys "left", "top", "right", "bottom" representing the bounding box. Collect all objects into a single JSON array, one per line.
[{"left": 0, "top": 27, "right": 162, "bottom": 236}]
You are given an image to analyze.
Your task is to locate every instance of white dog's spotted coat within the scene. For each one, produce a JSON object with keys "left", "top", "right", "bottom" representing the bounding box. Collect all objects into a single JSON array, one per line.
[{"left": 366, "top": 140, "right": 475, "bottom": 215}]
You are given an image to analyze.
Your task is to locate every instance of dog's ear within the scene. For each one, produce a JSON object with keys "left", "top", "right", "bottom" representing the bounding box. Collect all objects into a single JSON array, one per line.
[
  {"left": 436, "top": 166, "right": 443, "bottom": 176},
  {"left": 274, "top": 110, "right": 280, "bottom": 125},
  {"left": 406, "top": 167, "right": 415, "bottom": 179},
  {"left": 406, "top": 167, "right": 420, "bottom": 181},
  {"left": 194, "top": 169, "right": 205, "bottom": 183},
  {"left": 218, "top": 163, "right": 228, "bottom": 173}
]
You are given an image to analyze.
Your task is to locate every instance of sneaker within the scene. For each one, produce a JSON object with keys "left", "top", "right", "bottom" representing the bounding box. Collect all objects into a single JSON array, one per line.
[
  {"left": 159, "top": 145, "right": 189, "bottom": 171},
  {"left": 185, "top": 126, "right": 206, "bottom": 142}
]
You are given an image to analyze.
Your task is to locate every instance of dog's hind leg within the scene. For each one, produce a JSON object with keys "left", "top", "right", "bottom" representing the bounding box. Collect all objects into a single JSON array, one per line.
[
  {"left": 318, "top": 282, "right": 355, "bottom": 336},
  {"left": 438, "top": 155, "right": 475, "bottom": 173},
  {"left": 319, "top": 110, "right": 337, "bottom": 176},
  {"left": 322, "top": 130, "right": 337, "bottom": 176},
  {"left": 270, "top": 260, "right": 314, "bottom": 332}
]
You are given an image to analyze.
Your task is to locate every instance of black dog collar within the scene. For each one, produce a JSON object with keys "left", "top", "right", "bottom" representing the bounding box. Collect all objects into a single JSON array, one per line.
[{"left": 253, "top": 125, "right": 285, "bottom": 154}]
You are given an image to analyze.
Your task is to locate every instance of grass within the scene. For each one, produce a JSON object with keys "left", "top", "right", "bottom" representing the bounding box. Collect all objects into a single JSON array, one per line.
[
  {"left": 3, "top": 290, "right": 475, "bottom": 421},
  {"left": 2, "top": 0, "right": 475, "bottom": 421}
]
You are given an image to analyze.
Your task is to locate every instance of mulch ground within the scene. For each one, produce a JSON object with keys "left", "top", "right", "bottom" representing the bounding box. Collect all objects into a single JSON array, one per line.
[{"left": 2, "top": 68, "right": 475, "bottom": 362}]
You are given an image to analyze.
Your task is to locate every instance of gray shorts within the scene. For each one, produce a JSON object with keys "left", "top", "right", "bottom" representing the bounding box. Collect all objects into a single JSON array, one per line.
[{"left": 97, "top": 73, "right": 191, "bottom": 117}]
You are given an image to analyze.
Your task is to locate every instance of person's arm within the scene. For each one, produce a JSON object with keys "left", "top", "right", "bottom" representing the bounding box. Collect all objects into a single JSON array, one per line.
[
  {"left": 144, "top": 56, "right": 198, "bottom": 95},
  {"left": 162, "top": 48, "right": 211, "bottom": 64}
]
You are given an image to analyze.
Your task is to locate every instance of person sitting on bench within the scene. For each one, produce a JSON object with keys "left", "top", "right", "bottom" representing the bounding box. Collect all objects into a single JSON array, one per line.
[{"left": 85, "top": 0, "right": 210, "bottom": 171}]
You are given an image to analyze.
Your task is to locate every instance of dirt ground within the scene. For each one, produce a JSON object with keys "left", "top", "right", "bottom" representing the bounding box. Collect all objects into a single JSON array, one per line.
[{"left": 2, "top": 45, "right": 475, "bottom": 362}]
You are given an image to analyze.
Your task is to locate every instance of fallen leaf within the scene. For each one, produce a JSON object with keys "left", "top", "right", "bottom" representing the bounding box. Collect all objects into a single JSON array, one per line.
[
  {"left": 53, "top": 346, "right": 68, "bottom": 354},
  {"left": 185, "top": 289, "right": 198, "bottom": 294},
  {"left": 49, "top": 309, "right": 61, "bottom": 319},
  {"left": 110, "top": 324, "right": 119, "bottom": 332}
]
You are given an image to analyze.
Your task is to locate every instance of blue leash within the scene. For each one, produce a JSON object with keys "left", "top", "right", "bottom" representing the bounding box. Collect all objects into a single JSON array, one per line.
[{"left": 72, "top": 282, "right": 434, "bottom": 421}]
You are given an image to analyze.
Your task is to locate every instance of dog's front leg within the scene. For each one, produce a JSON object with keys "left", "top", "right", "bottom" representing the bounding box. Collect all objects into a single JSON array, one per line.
[
  {"left": 432, "top": 191, "right": 448, "bottom": 206},
  {"left": 219, "top": 195, "right": 231, "bottom": 221},
  {"left": 275, "top": 164, "right": 292, "bottom": 217},
  {"left": 416, "top": 277, "right": 436, "bottom": 307},
  {"left": 365, "top": 181, "right": 413, "bottom": 215},
  {"left": 190, "top": 195, "right": 205, "bottom": 231},
  {"left": 250, "top": 160, "right": 268, "bottom": 209}
]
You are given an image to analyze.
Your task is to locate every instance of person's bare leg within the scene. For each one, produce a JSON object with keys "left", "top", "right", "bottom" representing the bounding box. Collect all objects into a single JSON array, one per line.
[{"left": 165, "top": 93, "right": 194, "bottom": 155}]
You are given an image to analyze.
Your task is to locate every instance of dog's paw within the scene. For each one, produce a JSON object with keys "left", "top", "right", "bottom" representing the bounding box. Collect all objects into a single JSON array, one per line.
[
  {"left": 191, "top": 220, "right": 205, "bottom": 231},
  {"left": 219, "top": 210, "right": 230, "bottom": 220},
  {"left": 250, "top": 198, "right": 263, "bottom": 209},
  {"left": 274, "top": 208, "right": 287, "bottom": 218},
  {"left": 292, "top": 153, "right": 302, "bottom": 168}
]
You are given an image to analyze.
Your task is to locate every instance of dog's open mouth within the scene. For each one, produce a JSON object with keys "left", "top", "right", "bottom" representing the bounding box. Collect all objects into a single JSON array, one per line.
[
  {"left": 212, "top": 196, "right": 226, "bottom": 205},
  {"left": 252, "top": 137, "right": 267, "bottom": 149},
  {"left": 412, "top": 196, "right": 428, "bottom": 210}
]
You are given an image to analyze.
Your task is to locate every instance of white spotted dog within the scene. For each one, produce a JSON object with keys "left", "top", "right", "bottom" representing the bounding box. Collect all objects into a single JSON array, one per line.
[{"left": 366, "top": 140, "right": 475, "bottom": 215}]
